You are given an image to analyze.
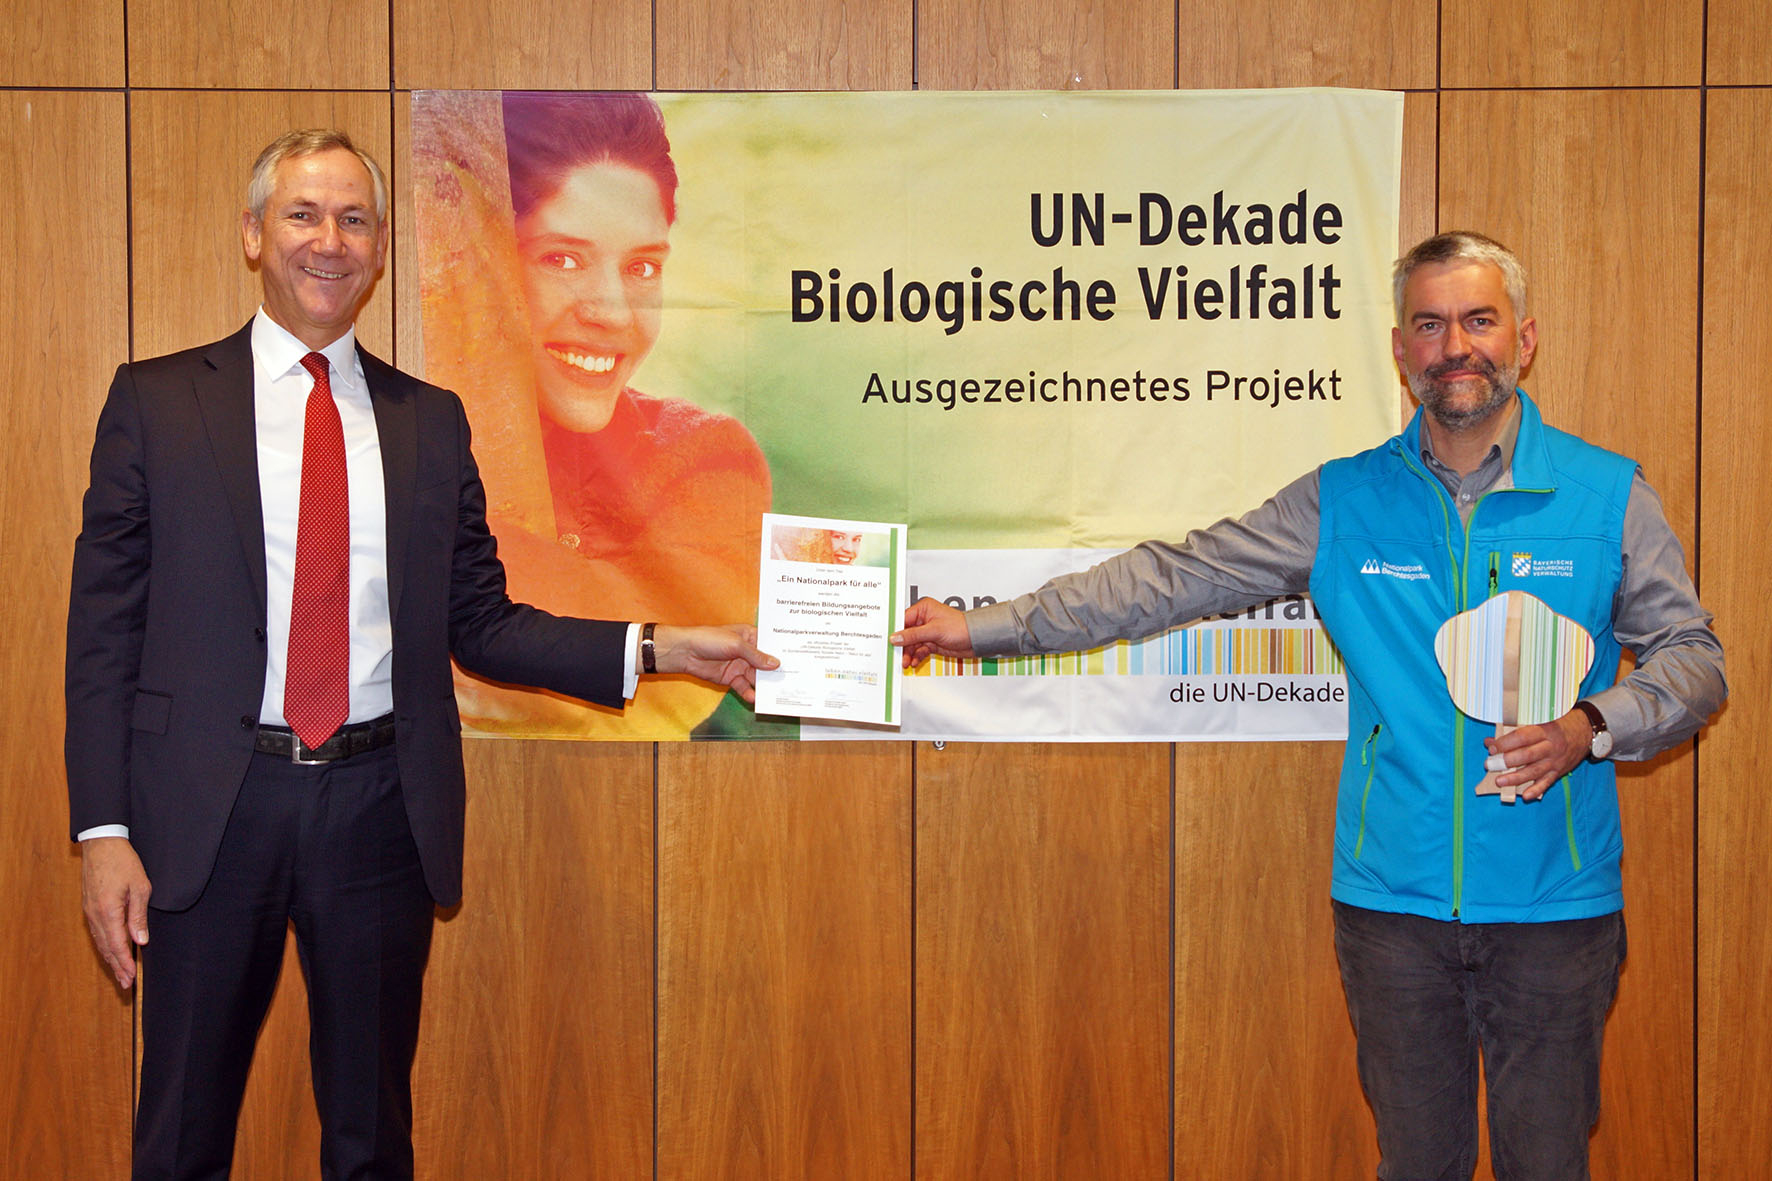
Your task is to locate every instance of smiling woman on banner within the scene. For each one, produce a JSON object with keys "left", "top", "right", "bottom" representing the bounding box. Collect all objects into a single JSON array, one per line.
[
  {"left": 770, "top": 526, "right": 868, "bottom": 566},
  {"left": 415, "top": 91, "right": 772, "bottom": 738}
]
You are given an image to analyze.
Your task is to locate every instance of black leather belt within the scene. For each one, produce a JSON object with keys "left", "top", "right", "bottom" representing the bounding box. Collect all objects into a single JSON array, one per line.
[{"left": 256, "top": 715, "right": 397, "bottom": 764}]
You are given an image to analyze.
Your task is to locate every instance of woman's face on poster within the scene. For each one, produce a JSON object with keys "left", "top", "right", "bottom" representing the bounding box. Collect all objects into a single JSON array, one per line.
[
  {"left": 829, "top": 531, "right": 863, "bottom": 564},
  {"left": 516, "top": 162, "right": 670, "bottom": 433}
]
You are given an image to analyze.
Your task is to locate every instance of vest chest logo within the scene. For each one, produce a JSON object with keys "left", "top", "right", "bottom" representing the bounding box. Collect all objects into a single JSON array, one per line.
[
  {"left": 1511, "top": 551, "right": 1575, "bottom": 579},
  {"left": 1358, "top": 557, "right": 1430, "bottom": 581}
]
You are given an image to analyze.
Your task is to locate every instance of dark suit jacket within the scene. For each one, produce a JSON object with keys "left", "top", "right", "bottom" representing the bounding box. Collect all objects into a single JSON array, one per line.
[{"left": 65, "top": 323, "right": 628, "bottom": 909}]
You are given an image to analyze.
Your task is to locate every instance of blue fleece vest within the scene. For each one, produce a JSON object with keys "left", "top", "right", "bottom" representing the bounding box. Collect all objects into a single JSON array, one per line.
[{"left": 1310, "top": 391, "right": 1636, "bottom": 923}]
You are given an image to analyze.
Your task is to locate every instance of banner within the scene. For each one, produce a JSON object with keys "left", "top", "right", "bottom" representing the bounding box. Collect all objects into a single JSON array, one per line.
[{"left": 411, "top": 88, "right": 1403, "bottom": 741}]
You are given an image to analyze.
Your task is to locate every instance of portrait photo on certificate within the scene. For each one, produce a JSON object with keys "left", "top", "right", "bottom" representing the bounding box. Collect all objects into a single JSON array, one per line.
[{"left": 755, "top": 513, "right": 907, "bottom": 726}]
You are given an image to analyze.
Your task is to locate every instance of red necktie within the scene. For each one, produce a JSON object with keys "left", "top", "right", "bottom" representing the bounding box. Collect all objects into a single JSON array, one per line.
[{"left": 284, "top": 351, "right": 350, "bottom": 749}]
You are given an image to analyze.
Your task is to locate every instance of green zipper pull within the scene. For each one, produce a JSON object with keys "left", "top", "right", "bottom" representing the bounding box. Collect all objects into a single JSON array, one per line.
[{"left": 1488, "top": 551, "right": 1500, "bottom": 597}]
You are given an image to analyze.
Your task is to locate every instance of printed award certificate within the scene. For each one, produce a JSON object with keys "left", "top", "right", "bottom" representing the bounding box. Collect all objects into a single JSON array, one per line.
[{"left": 754, "top": 513, "right": 907, "bottom": 726}]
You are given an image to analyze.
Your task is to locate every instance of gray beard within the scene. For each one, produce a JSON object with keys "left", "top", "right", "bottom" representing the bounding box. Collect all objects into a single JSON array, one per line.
[{"left": 1410, "top": 356, "right": 1518, "bottom": 432}]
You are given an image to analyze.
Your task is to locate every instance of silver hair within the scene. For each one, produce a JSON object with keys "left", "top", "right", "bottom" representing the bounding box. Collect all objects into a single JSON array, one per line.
[
  {"left": 1392, "top": 231, "right": 1528, "bottom": 326},
  {"left": 246, "top": 129, "right": 387, "bottom": 222}
]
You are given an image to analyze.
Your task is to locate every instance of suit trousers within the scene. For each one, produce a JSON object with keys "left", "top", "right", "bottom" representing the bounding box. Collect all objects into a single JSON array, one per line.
[
  {"left": 133, "top": 743, "right": 434, "bottom": 1181},
  {"left": 1332, "top": 900, "right": 1627, "bottom": 1181}
]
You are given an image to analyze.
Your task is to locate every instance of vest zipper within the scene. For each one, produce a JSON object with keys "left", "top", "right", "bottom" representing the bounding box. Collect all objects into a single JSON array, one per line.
[
  {"left": 1398, "top": 432, "right": 1558, "bottom": 920},
  {"left": 1453, "top": 510, "right": 1470, "bottom": 916},
  {"left": 1451, "top": 500, "right": 1505, "bottom": 915},
  {"left": 1400, "top": 444, "right": 1473, "bottom": 917}
]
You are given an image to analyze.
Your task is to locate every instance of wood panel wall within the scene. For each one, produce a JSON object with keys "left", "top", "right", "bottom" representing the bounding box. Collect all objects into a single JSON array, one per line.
[
  {"left": 1697, "top": 83, "right": 1772, "bottom": 1178},
  {"left": 3, "top": 1, "right": 1761, "bottom": 1178}
]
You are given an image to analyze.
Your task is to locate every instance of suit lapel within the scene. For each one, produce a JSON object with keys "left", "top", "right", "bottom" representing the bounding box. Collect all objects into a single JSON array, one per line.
[
  {"left": 194, "top": 324, "right": 269, "bottom": 616},
  {"left": 364, "top": 347, "right": 417, "bottom": 623}
]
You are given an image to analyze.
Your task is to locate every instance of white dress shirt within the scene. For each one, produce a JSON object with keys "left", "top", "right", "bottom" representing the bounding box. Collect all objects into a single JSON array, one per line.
[{"left": 250, "top": 312, "right": 395, "bottom": 727}]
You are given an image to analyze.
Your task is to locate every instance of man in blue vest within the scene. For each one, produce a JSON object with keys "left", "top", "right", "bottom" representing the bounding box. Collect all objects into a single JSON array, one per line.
[{"left": 893, "top": 231, "right": 1725, "bottom": 1180}]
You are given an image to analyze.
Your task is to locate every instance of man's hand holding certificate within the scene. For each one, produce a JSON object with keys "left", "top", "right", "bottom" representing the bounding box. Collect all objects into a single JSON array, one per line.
[{"left": 755, "top": 513, "right": 907, "bottom": 726}]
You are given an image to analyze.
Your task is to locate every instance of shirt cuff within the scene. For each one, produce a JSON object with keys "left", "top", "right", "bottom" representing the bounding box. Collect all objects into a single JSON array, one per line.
[
  {"left": 1579, "top": 686, "right": 1641, "bottom": 758},
  {"left": 623, "top": 622, "right": 640, "bottom": 700},
  {"left": 964, "top": 601, "right": 1024, "bottom": 658},
  {"left": 77, "top": 825, "right": 130, "bottom": 842}
]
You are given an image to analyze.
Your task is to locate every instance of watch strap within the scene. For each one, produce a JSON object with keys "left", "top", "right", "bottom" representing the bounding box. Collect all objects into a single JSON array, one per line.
[{"left": 1572, "top": 699, "right": 1610, "bottom": 759}]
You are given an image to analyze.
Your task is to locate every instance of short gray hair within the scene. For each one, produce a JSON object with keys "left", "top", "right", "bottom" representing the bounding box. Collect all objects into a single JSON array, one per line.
[
  {"left": 1393, "top": 231, "right": 1528, "bottom": 326},
  {"left": 246, "top": 129, "right": 387, "bottom": 222}
]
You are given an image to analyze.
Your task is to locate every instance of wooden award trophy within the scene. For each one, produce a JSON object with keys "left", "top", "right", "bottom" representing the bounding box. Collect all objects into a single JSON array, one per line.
[{"left": 1433, "top": 590, "right": 1595, "bottom": 805}]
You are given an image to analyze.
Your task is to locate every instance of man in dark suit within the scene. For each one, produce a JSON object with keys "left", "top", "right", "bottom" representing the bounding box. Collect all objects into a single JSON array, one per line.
[{"left": 67, "top": 128, "right": 774, "bottom": 1180}]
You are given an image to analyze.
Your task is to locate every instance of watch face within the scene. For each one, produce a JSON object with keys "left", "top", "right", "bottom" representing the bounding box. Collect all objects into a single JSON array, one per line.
[{"left": 1590, "top": 728, "right": 1615, "bottom": 759}]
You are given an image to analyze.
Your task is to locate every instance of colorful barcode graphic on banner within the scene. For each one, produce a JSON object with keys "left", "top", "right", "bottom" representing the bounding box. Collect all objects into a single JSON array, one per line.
[
  {"left": 1433, "top": 591, "right": 1594, "bottom": 725},
  {"left": 908, "top": 623, "right": 1345, "bottom": 678}
]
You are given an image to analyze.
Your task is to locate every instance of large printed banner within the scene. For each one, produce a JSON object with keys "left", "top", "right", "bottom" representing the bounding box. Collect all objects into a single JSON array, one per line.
[{"left": 411, "top": 89, "right": 1403, "bottom": 742}]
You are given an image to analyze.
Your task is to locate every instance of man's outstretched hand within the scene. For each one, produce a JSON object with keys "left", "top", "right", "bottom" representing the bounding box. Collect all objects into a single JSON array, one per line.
[
  {"left": 648, "top": 624, "right": 778, "bottom": 704},
  {"left": 891, "top": 597, "right": 976, "bottom": 669}
]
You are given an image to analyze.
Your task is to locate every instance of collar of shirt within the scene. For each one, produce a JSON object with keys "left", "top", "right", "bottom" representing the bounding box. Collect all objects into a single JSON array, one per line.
[
  {"left": 1418, "top": 393, "right": 1523, "bottom": 514},
  {"left": 249, "top": 309, "right": 364, "bottom": 399}
]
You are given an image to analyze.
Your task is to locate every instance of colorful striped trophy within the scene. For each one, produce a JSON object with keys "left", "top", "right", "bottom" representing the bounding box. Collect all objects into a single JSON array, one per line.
[{"left": 1433, "top": 590, "right": 1595, "bottom": 805}]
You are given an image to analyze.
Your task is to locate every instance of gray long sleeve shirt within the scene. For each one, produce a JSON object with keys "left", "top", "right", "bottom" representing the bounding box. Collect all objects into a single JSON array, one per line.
[{"left": 966, "top": 400, "right": 1725, "bottom": 761}]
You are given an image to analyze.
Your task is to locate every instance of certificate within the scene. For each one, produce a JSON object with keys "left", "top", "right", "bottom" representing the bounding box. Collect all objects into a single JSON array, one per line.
[{"left": 754, "top": 513, "right": 907, "bottom": 726}]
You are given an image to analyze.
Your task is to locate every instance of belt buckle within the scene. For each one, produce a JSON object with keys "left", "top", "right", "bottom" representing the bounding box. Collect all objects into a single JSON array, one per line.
[{"left": 290, "top": 732, "right": 330, "bottom": 765}]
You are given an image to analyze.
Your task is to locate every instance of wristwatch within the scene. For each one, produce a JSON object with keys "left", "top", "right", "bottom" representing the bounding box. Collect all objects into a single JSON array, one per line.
[
  {"left": 641, "top": 622, "right": 658, "bottom": 675},
  {"left": 1572, "top": 700, "right": 1613, "bottom": 761}
]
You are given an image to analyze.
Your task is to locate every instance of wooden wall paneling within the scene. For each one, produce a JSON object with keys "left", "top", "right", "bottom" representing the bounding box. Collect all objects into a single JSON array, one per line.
[
  {"left": 127, "top": 92, "right": 395, "bottom": 363},
  {"left": 656, "top": 0, "right": 911, "bottom": 89},
  {"left": 510, "top": 742, "right": 655, "bottom": 1178},
  {"left": 1399, "top": 92, "right": 1437, "bottom": 261},
  {"left": 917, "top": 743, "right": 1169, "bottom": 1180},
  {"left": 1175, "top": 0, "right": 1435, "bottom": 89},
  {"left": 1172, "top": 742, "right": 1373, "bottom": 1179},
  {"left": 1706, "top": 0, "right": 1772, "bottom": 84},
  {"left": 391, "top": 0, "right": 650, "bottom": 92},
  {"left": 127, "top": 0, "right": 387, "bottom": 89},
  {"left": 1437, "top": 89, "right": 1700, "bottom": 527},
  {"left": 1440, "top": 0, "right": 1702, "bottom": 87},
  {"left": 1602, "top": 751, "right": 1698, "bottom": 1179},
  {"left": 0, "top": 90, "right": 132, "bottom": 1181},
  {"left": 413, "top": 741, "right": 656, "bottom": 1178},
  {"left": 1438, "top": 88, "right": 1702, "bottom": 1179},
  {"left": 658, "top": 743, "right": 912, "bottom": 1180},
  {"left": 1697, "top": 86, "right": 1772, "bottom": 1179},
  {"left": 0, "top": 0, "right": 123, "bottom": 87},
  {"left": 916, "top": 0, "right": 1173, "bottom": 90},
  {"left": 409, "top": 745, "right": 531, "bottom": 1175}
]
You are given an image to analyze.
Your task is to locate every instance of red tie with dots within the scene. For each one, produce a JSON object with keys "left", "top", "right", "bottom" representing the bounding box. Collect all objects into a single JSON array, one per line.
[{"left": 284, "top": 351, "right": 350, "bottom": 749}]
